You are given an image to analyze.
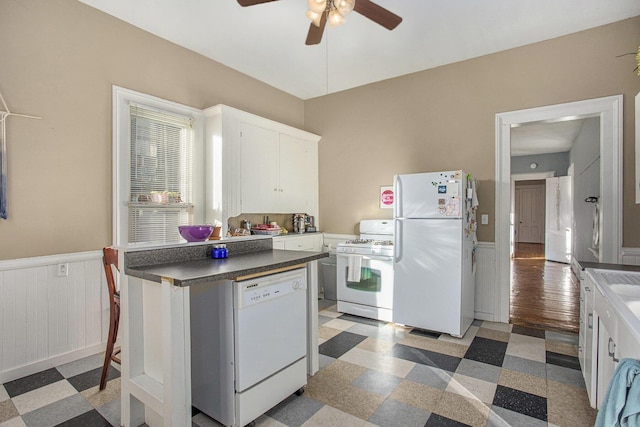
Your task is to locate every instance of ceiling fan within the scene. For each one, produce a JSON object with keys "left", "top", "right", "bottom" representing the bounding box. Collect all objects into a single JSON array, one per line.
[{"left": 236, "top": 0, "right": 402, "bottom": 45}]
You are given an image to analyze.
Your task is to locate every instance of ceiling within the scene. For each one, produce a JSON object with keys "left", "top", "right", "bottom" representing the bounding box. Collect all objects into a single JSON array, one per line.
[
  {"left": 77, "top": 0, "right": 640, "bottom": 100},
  {"left": 511, "top": 118, "right": 588, "bottom": 157}
]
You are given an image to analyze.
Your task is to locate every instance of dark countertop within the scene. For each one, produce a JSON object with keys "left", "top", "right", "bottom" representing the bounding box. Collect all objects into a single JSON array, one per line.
[
  {"left": 125, "top": 249, "right": 328, "bottom": 287},
  {"left": 577, "top": 260, "right": 640, "bottom": 272}
]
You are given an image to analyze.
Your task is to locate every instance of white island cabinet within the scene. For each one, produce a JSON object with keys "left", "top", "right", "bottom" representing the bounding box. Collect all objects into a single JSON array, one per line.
[
  {"left": 203, "top": 105, "right": 320, "bottom": 227},
  {"left": 119, "top": 241, "right": 327, "bottom": 427}
]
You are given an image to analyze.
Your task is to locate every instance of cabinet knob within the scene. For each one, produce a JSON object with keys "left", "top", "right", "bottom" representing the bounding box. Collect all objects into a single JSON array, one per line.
[
  {"left": 585, "top": 286, "right": 591, "bottom": 292},
  {"left": 588, "top": 313, "right": 593, "bottom": 329}
]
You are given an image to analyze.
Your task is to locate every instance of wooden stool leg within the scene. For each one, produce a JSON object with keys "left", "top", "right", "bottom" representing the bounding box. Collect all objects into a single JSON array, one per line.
[{"left": 100, "top": 303, "right": 118, "bottom": 390}]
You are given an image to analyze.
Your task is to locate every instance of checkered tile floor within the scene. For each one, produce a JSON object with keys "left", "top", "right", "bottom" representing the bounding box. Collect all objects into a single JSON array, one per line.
[{"left": 1, "top": 300, "right": 596, "bottom": 427}]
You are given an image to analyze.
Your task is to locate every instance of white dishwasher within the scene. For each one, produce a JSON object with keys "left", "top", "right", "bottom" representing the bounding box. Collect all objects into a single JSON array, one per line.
[{"left": 191, "top": 268, "right": 308, "bottom": 427}]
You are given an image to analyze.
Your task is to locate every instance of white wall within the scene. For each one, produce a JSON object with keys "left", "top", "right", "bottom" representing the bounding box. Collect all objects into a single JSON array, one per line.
[{"left": 570, "top": 118, "right": 600, "bottom": 263}]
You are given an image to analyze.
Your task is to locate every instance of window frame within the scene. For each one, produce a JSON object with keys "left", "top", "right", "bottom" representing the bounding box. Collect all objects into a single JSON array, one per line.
[{"left": 113, "top": 86, "right": 204, "bottom": 248}]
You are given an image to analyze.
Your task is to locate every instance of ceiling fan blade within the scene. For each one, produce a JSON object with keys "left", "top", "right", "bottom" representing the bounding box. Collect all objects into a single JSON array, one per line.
[
  {"left": 353, "top": 0, "right": 402, "bottom": 30},
  {"left": 305, "top": 13, "right": 327, "bottom": 45},
  {"left": 236, "top": 0, "right": 278, "bottom": 6}
]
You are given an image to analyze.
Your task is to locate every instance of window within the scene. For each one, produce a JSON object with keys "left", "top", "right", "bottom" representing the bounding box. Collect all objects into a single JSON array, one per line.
[{"left": 114, "top": 87, "right": 204, "bottom": 246}]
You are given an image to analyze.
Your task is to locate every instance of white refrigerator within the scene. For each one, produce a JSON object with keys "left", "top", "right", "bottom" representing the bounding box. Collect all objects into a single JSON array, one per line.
[{"left": 392, "top": 170, "right": 477, "bottom": 337}]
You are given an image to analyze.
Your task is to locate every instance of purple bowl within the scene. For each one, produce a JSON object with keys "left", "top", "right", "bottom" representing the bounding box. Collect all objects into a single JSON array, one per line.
[{"left": 178, "top": 225, "right": 214, "bottom": 242}]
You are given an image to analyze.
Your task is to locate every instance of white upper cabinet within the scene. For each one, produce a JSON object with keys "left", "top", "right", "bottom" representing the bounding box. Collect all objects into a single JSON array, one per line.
[
  {"left": 204, "top": 105, "right": 320, "bottom": 227},
  {"left": 241, "top": 122, "right": 280, "bottom": 213}
]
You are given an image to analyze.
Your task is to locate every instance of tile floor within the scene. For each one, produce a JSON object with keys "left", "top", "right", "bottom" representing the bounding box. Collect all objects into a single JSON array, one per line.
[{"left": 0, "top": 300, "right": 597, "bottom": 427}]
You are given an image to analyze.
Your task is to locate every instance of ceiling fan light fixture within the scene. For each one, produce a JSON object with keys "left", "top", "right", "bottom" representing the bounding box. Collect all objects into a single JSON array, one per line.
[
  {"left": 334, "top": 0, "right": 355, "bottom": 16},
  {"left": 307, "top": 0, "right": 326, "bottom": 13},
  {"left": 306, "top": 9, "right": 323, "bottom": 26},
  {"left": 328, "top": 8, "right": 345, "bottom": 27}
]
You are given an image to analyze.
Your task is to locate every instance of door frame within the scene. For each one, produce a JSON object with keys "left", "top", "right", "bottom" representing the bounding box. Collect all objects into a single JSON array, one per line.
[{"left": 495, "top": 96, "right": 622, "bottom": 323}]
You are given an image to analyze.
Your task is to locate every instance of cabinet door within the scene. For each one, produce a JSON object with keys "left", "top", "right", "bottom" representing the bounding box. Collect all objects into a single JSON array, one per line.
[
  {"left": 596, "top": 314, "right": 617, "bottom": 409},
  {"left": 241, "top": 122, "right": 279, "bottom": 213},
  {"left": 584, "top": 282, "right": 596, "bottom": 408},
  {"left": 278, "top": 133, "right": 318, "bottom": 214},
  {"left": 616, "top": 320, "right": 640, "bottom": 361}
]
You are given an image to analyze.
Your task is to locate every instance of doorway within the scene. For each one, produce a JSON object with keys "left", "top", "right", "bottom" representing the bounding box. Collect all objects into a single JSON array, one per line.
[
  {"left": 514, "top": 180, "right": 545, "bottom": 245},
  {"left": 495, "top": 96, "right": 623, "bottom": 325}
]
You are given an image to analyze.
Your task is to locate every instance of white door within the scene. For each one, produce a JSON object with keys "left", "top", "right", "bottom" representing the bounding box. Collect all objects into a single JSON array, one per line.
[
  {"left": 515, "top": 183, "right": 545, "bottom": 243},
  {"left": 545, "top": 176, "right": 573, "bottom": 263}
]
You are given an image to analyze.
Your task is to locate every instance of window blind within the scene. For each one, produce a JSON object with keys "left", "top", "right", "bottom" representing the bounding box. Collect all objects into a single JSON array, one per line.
[{"left": 128, "top": 103, "right": 194, "bottom": 244}]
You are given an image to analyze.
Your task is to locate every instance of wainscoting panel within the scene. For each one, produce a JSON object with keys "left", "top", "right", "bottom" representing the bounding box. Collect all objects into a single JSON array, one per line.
[
  {"left": 621, "top": 247, "right": 640, "bottom": 266},
  {"left": 0, "top": 251, "right": 106, "bottom": 383},
  {"left": 475, "top": 242, "right": 496, "bottom": 321}
]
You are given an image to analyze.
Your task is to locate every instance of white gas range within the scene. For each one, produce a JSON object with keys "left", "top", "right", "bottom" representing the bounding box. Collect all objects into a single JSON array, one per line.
[{"left": 336, "top": 220, "right": 394, "bottom": 322}]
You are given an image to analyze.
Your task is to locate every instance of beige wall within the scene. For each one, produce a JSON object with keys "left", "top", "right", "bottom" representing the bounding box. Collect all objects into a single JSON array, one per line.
[
  {"left": 2, "top": 1, "right": 639, "bottom": 260},
  {"left": 305, "top": 17, "right": 640, "bottom": 244},
  {"left": 0, "top": 0, "right": 305, "bottom": 260}
]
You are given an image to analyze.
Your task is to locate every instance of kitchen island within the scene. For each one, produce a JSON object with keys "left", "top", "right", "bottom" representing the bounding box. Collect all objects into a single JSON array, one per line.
[{"left": 120, "top": 237, "right": 328, "bottom": 427}]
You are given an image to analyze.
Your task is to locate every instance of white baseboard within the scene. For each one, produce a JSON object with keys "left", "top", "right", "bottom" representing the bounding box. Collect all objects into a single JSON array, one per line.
[{"left": 0, "top": 343, "right": 106, "bottom": 383}]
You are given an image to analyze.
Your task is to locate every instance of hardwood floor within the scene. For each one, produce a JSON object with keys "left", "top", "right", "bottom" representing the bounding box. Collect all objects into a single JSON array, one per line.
[{"left": 510, "top": 243, "right": 580, "bottom": 333}]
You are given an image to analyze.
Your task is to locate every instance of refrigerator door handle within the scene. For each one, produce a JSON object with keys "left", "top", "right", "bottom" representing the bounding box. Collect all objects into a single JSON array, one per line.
[
  {"left": 394, "top": 220, "right": 402, "bottom": 263},
  {"left": 394, "top": 175, "right": 402, "bottom": 219}
]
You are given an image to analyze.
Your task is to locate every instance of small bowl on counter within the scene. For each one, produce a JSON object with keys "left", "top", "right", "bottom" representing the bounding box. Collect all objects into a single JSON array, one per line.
[
  {"left": 250, "top": 225, "right": 281, "bottom": 236},
  {"left": 178, "top": 225, "right": 214, "bottom": 242}
]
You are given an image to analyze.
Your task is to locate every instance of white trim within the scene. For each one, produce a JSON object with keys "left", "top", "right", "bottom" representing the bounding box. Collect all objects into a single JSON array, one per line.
[
  {"left": 511, "top": 172, "right": 556, "bottom": 181},
  {"left": 112, "top": 86, "right": 205, "bottom": 248},
  {"left": 495, "top": 95, "right": 623, "bottom": 323},
  {"left": 621, "top": 247, "right": 640, "bottom": 266},
  {"left": 474, "top": 241, "right": 496, "bottom": 321},
  {"left": 0, "top": 250, "right": 101, "bottom": 271},
  {"left": 0, "top": 343, "right": 105, "bottom": 384},
  {"left": 636, "top": 93, "right": 640, "bottom": 204},
  {"left": 622, "top": 247, "right": 640, "bottom": 257}
]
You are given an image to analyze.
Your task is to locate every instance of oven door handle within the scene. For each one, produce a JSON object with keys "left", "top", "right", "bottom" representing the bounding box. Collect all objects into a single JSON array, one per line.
[{"left": 394, "top": 220, "right": 402, "bottom": 263}]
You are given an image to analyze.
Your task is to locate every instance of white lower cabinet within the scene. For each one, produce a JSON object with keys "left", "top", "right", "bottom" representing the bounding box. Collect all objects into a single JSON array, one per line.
[
  {"left": 273, "top": 234, "right": 323, "bottom": 252},
  {"left": 580, "top": 272, "right": 597, "bottom": 408},
  {"left": 594, "top": 283, "right": 617, "bottom": 409},
  {"left": 586, "top": 271, "right": 640, "bottom": 409}
]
